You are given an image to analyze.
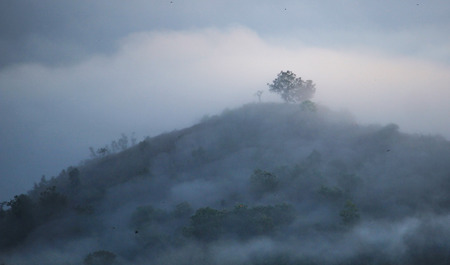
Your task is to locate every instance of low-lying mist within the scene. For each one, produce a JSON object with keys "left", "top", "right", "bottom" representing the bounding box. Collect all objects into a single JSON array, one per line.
[{"left": 1, "top": 102, "right": 449, "bottom": 265}]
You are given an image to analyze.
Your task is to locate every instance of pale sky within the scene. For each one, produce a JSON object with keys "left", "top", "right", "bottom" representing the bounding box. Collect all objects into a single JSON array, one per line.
[{"left": 1, "top": 0, "right": 450, "bottom": 201}]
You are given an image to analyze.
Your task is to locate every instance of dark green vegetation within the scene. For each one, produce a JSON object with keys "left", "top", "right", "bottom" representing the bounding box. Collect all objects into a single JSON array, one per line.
[
  {"left": 267, "top": 71, "right": 316, "bottom": 103},
  {"left": 83, "top": 250, "right": 116, "bottom": 265},
  {"left": 1, "top": 103, "right": 450, "bottom": 264}
]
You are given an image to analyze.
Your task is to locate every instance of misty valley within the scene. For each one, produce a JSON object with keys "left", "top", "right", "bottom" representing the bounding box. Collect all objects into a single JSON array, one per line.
[{"left": 1, "top": 102, "right": 450, "bottom": 265}]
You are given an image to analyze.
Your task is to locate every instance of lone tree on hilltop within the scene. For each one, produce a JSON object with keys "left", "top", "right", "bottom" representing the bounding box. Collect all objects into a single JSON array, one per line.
[{"left": 267, "top": 70, "right": 316, "bottom": 103}]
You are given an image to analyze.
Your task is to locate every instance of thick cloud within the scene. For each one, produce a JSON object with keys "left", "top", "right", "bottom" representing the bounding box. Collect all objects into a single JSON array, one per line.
[{"left": 1, "top": 1, "right": 450, "bottom": 69}]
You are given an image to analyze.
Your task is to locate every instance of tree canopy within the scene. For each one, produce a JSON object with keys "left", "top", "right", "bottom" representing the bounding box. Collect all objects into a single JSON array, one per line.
[{"left": 267, "top": 70, "right": 316, "bottom": 103}]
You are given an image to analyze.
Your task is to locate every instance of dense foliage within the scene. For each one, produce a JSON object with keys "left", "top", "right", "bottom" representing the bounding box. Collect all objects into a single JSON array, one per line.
[
  {"left": 267, "top": 71, "right": 316, "bottom": 103},
  {"left": 1, "top": 103, "right": 450, "bottom": 265}
]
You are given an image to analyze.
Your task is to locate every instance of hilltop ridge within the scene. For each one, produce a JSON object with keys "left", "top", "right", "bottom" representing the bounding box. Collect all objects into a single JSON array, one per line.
[{"left": 1, "top": 102, "right": 450, "bottom": 265}]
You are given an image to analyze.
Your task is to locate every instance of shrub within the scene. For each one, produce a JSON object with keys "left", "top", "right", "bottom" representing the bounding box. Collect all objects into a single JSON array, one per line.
[
  {"left": 173, "top": 202, "right": 193, "bottom": 218},
  {"left": 0, "top": 194, "right": 35, "bottom": 248},
  {"left": 130, "top": 205, "right": 168, "bottom": 229},
  {"left": 250, "top": 169, "right": 279, "bottom": 194},
  {"left": 187, "top": 207, "right": 225, "bottom": 241},
  {"left": 340, "top": 200, "right": 360, "bottom": 226},
  {"left": 300, "top": 100, "right": 317, "bottom": 112},
  {"left": 318, "top": 185, "right": 344, "bottom": 201},
  {"left": 38, "top": 186, "right": 67, "bottom": 219},
  {"left": 83, "top": 250, "right": 116, "bottom": 265},
  {"left": 184, "top": 204, "right": 296, "bottom": 241}
]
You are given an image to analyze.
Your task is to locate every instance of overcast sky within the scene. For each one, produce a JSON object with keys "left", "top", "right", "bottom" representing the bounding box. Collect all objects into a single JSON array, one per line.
[{"left": 1, "top": 0, "right": 450, "bottom": 201}]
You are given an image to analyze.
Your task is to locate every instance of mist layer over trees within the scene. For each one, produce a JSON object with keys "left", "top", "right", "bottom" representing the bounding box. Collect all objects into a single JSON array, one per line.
[{"left": 1, "top": 102, "right": 450, "bottom": 264}]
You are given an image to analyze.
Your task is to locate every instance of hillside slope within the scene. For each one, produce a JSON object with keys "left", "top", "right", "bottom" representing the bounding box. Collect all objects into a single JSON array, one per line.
[{"left": 1, "top": 102, "right": 450, "bottom": 265}]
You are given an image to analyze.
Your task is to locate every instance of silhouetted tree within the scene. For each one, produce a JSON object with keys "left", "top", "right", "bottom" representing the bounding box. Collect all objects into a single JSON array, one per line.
[
  {"left": 0, "top": 202, "right": 6, "bottom": 219},
  {"left": 267, "top": 70, "right": 316, "bottom": 103},
  {"left": 0, "top": 194, "right": 35, "bottom": 248},
  {"left": 96, "top": 147, "right": 110, "bottom": 157},
  {"left": 68, "top": 167, "right": 81, "bottom": 188},
  {"left": 6, "top": 194, "right": 34, "bottom": 220},
  {"left": 255, "top": 90, "right": 263, "bottom": 102}
]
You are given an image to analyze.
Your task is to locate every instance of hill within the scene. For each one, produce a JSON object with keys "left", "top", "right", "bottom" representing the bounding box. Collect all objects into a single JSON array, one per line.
[{"left": 1, "top": 102, "right": 450, "bottom": 265}]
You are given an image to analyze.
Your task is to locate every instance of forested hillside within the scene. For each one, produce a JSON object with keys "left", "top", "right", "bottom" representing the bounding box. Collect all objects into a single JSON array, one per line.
[{"left": 1, "top": 102, "right": 450, "bottom": 265}]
